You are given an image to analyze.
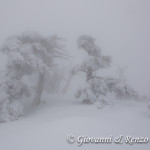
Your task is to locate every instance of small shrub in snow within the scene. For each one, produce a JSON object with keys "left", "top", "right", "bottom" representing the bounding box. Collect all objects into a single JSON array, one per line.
[
  {"left": 76, "top": 77, "right": 111, "bottom": 105},
  {"left": 0, "top": 72, "right": 25, "bottom": 122},
  {"left": 0, "top": 89, "right": 24, "bottom": 122}
]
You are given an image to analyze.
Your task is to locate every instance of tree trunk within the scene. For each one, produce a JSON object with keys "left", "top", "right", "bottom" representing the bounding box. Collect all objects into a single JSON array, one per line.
[
  {"left": 62, "top": 74, "right": 73, "bottom": 94},
  {"left": 32, "top": 72, "right": 45, "bottom": 105}
]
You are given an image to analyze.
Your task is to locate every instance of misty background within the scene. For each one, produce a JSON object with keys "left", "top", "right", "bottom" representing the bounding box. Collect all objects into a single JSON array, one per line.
[{"left": 0, "top": 0, "right": 150, "bottom": 96}]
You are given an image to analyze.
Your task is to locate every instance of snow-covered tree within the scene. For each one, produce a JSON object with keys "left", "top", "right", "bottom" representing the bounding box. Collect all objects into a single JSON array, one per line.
[
  {"left": 77, "top": 35, "right": 111, "bottom": 80},
  {"left": 75, "top": 35, "right": 111, "bottom": 104},
  {"left": 0, "top": 68, "right": 29, "bottom": 122},
  {"left": 1, "top": 31, "right": 66, "bottom": 105}
]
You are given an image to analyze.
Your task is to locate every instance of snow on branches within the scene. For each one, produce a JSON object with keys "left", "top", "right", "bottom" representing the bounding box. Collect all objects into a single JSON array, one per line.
[{"left": 0, "top": 31, "right": 66, "bottom": 121}]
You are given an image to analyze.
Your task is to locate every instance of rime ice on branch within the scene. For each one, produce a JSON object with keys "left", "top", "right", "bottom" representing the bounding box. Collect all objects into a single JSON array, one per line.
[{"left": 0, "top": 31, "right": 66, "bottom": 121}]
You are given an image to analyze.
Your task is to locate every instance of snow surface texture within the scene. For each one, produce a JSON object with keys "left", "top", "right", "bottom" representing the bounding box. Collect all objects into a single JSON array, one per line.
[
  {"left": 0, "top": 32, "right": 149, "bottom": 150},
  {"left": 0, "top": 94, "right": 150, "bottom": 150}
]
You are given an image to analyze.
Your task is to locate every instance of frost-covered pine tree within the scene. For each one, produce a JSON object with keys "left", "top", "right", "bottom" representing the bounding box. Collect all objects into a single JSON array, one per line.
[
  {"left": 75, "top": 35, "right": 111, "bottom": 104},
  {"left": 1, "top": 31, "right": 66, "bottom": 110}
]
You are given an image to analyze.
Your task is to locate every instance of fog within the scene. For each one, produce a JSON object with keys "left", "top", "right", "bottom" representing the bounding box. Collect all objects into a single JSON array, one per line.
[{"left": 0, "top": 0, "right": 150, "bottom": 95}]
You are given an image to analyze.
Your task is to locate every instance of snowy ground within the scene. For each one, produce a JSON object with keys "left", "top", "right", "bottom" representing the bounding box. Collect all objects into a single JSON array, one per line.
[{"left": 0, "top": 95, "right": 150, "bottom": 150}]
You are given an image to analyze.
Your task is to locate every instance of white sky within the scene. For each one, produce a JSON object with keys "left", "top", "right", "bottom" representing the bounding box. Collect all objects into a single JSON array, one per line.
[{"left": 0, "top": 0, "right": 150, "bottom": 96}]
